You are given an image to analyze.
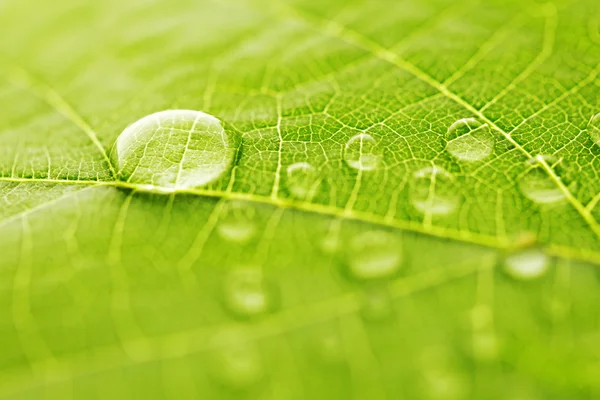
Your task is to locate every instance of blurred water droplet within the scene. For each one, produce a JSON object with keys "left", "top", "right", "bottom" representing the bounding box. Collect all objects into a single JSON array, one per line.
[
  {"left": 217, "top": 201, "right": 256, "bottom": 243},
  {"left": 210, "top": 330, "right": 263, "bottom": 388},
  {"left": 504, "top": 248, "right": 550, "bottom": 280},
  {"left": 111, "top": 110, "right": 238, "bottom": 191},
  {"left": 343, "top": 133, "right": 381, "bottom": 171},
  {"left": 285, "top": 162, "right": 321, "bottom": 199},
  {"left": 410, "top": 166, "right": 459, "bottom": 215},
  {"left": 588, "top": 112, "right": 600, "bottom": 146},
  {"left": 519, "top": 155, "right": 567, "bottom": 204},
  {"left": 223, "top": 268, "right": 275, "bottom": 318},
  {"left": 346, "top": 230, "right": 402, "bottom": 280},
  {"left": 445, "top": 118, "right": 494, "bottom": 162}
]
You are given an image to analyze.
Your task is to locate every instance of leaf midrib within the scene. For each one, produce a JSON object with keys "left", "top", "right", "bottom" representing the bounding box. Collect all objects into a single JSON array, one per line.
[
  {"left": 2, "top": 175, "right": 600, "bottom": 265},
  {"left": 281, "top": 3, "right": 600, "bottom": 243}
]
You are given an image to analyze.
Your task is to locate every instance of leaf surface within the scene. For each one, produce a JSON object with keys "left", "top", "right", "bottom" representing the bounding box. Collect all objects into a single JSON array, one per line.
[{"left": 1, "top": 0, "right": 599, "bottom": 398}]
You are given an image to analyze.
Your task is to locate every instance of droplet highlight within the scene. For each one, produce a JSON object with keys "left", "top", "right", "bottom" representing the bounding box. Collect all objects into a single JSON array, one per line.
[
  {"left": 223, "top": 268, "right": 275, "bottom": 318},
  {"left": 111, "top": 110, "right": 238, "bottom": 191},
  {"left": 346, "top": 230, "right": 402, "bottom": 280},
  {"left": 410, "top": 166, "right": 459, "bottom": 216},
  {"left": 588, "top": 112, "right": 600, "bottom": 146},
  {"left": 285, "top": 162, "right": 321, "bottom": 199},
  {"left": 445, "top": 117, "right": 494, "bottom": 162},
  {"left": 343, "top": 133, "right": 381, "bottom": 171},
  {"left": 217, "top": 201, "right": 256, "bottom": 243},
  {"left": 518, "top": 155, "right": 566, "bottom": 205},
  {"left": 504, "top": 248, "right": 550, "bottom": 280}
]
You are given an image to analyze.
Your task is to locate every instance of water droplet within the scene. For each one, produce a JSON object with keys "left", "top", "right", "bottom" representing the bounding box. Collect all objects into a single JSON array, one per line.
[
  {"left": 410, "top": 166, "right": 459, "bottom": 216},
  {"left": 285, "top": 162, "right": 321, "bottom": 199},
  {"left": 346, "top": 230, "right": 402, "bottom": 280},
  {"left": 209, "top": 330, "right": 263, "bottom": 388},
  {"left": 518, "top": 155, "right": 566, "bottom": 204},
  {"left": 223, "top": 268, "right": 275, "bottom": 318},
  {"left": 343, "top": 133, "right": 381, "bottom": 171},
  {"left": 588, "top": 113, "right": 600, "bottom": 146},
  {"left": 504, "top": 249, "right": 550, "bottom": 280},
  {"left": 111, "top": 110, "right": 238, "bottom": 191},
  {"left": 217, "top": 201, "right": 256, "bottom": 243},
  {"left": 445, "top": 118, "right": 494, "bottom": 162}
]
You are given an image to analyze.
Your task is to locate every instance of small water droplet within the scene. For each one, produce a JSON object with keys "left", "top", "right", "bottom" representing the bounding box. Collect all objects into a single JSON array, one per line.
[
  {"left": 210, "top": 330, "right": 263, "bottom": 388},
  {"left": 111, "top": 110, "right": 238, "bottom": 191},
  {"left": 346, "top": 230, "right": 402, "bottom": 280},
  {"left": 410, "top": 166, "right": 459, "bottom": 216},
  {"left": 445, "top": 118, "right": 494, "bottom": 162},
  {"left": 217, "top": 201, "right": 256, "bottom": 243},
  {"left": 518, "top": 155, "right": 566, "bottom": 204},
  {"left": 223, "top": 268, "right": 275, "bottom": 318},
  {"left": 285, "top": 162, "right": 321, "bottom": 199},
  {"left": 504, "top": 248, "right": 550, "bottom": 280},
  {"left": 343, "top": 133, "right": 381, "bottom": 171},
  {"left": 588, "top": 113, "right": 600, "bottom": 146}
]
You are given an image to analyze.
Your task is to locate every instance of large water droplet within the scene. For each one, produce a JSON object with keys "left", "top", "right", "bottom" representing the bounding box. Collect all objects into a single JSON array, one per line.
[
  {"left": 504, "top": 249, "right": 550, "bottom": 280},
  {"left": 343, "top": 133, "right": 381, "bottom": 171},
  {"left": 518, "top": 155, "right": 566, "bottom": 205},
  {"left": 209, "top": 330, "right": 263, "bottom": 388},
  {"left": 410, "top": 166, "right": 459, "bottom": 216},
  {"left": 346, "top": 230, "right": 402, "bottom": 280},
  {"left": 111, "top": 110, "right": 238, "bottom": 191},
  {"left": 588, "top": 112, "right": 600, "bottom": 146},
  {"left": 285, "top": 162, "right": 321, "bottom": 200},
  {"left": 445, "top": 118, "right": 494, "bottom": 162},
  {"left": 217, "top": 201, "right": 256, "bottom": 243},
  {"left": 223, "top": 268, "right": 275, "bottom": 318}
]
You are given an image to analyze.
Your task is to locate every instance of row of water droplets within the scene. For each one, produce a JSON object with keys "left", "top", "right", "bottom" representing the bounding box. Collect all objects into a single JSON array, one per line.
[
  {"left": 108, "top": 110, "right": 576, "bottom": 388},
  {"left": 110, "top": 109, "right": 600, "bottom": 213},
  {"left": 212, "top": 214, "right": 553, "bottom": 387}
]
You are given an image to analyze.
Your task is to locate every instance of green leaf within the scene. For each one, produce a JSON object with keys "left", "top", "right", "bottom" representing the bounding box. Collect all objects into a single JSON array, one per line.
[{"left": 1, "top": 0, "right": 599, "bottom": 398}]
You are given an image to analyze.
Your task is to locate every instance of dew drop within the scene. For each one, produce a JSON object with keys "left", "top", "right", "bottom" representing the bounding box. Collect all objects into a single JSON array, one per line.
[
  {"left": 518, "top": 155, "right": 566, "bottom": 205},
  {"left": 410, "top": 166, "right": 459, "bottom": 216},
  {"left": 111, "top": 110, "right": 238, "bottom": 191},
  {"left": 223, "top": 268, "right": 275, "bottom": 318},
  {"left": 504, "top": 249, "right": 550, "bottom": 280},
  {"left": 217, "top": 201, "right": 256, "bottom": 243},
  {"left": 588, "top": 112, "right": 600, "bottom": 146},
  {"left": 209, "top": 330, "right": 263, "bottom": 388},
  {"left": 445, "top": 117, "right": 494, "bottom": 162},
  {"left": 346, "top": 230, "right": 402, "bottom": 281},
  {"left": 285, "top": 162, "right": 321, "bottom": 199},
  {"left": 343, "top": 133, "right": 381, "bottom": 171}
]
